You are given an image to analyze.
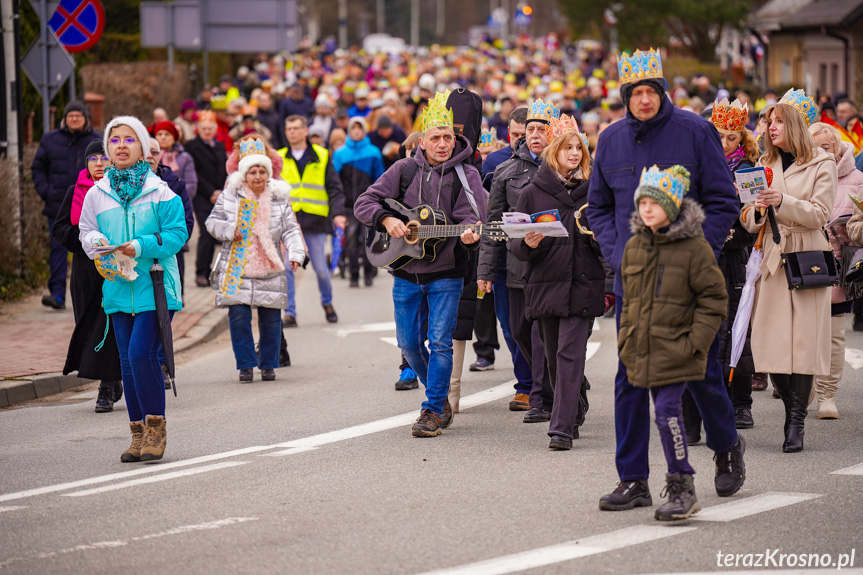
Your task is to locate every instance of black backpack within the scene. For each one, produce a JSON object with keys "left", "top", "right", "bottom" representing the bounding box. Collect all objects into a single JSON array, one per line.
[{"left": 446, "top": 88, "right": 483, "bottom": 155}]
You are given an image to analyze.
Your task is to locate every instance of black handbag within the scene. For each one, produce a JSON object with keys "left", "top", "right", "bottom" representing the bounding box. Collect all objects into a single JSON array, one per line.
[
  {"left": 844, "top": 246, "right": 863, "bottom": 284},
  {"left": 767, "top": 208, "right": 839, "bottom": 291}
]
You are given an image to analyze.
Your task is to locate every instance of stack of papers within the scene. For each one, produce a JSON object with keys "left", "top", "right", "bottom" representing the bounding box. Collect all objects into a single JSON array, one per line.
[{"left": 500, "top": 209, "right": 569, "bottom": 238}]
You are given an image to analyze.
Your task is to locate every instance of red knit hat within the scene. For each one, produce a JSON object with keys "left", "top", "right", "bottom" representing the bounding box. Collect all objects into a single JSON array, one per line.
[{"left": 152, "top": 120, "right": 180, "bottom": 143}]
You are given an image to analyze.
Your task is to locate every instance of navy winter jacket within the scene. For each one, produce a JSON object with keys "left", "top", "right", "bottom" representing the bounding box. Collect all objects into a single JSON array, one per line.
[
  {"left": 585, "top": 97, "right": 739, "bottom": 296},
  {"left": 481, "top": 144, "right": 514, "bottom": 191},
  {"left": 156, "top": 164, "right": 196, "bottom": 239},
  {"left": 31, "top": 125, "right": 102, "bottom": 218}
]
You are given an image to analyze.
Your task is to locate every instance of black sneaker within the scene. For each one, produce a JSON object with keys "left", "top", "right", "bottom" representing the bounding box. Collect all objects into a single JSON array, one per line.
[
  {"left": 549, "top": 435, "right": 572, "bottom": 450},
  {"left": 323, "top": 304, "right": 338, "bottom": 323},
  {"left": 111, "top": 380, "right": 124, "bottom": 403},
  {"left": 395, "top": 367, "right": 419, "bottom": 390},
  {"left": 599, "top": 480, "right": 652, "bottom": 511},
  {"left": 469, "top": 357, "right": 494, "bottom": 371},
  {"left": 41, "top": 294, "right": 65, "bottom": 310},
  {"left": 655, "top": 473, "right": 700, "bottom": 521},
  {"left": 261, "top": 369, "right": 276, "bottom": 381},
  {"left": 411, "top": 409, "right": 442, "bottom": 437},
  {"left": 735, "top": 407, "right": 754, "bottom": 429},
  {"left": 523, "top": 407, "right": 551, "bottom": 423},
  {"left": 440, "top": 399, "right": 454, "bottom": 429},
  {"left": 95, "top": 385, "right": 114, "bottom": 413},
  {"left": 687, "top": 429, "right": 702, "bottom": 446},
  {"left": 349, "top": 278, "right": 360, "bottom": 288},
  {"left": 714, "top": 434, "right": 746, "bottom": 497},
  {"left": 239, "top": 369, "right": 254, "bottom": 383},
  {"left": 279, "top": 332, "right": 291, "bottom": 367}
]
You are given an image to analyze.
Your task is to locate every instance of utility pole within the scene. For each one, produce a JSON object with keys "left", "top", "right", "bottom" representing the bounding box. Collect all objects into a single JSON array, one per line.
[
  {"left": 338, "top": 0, "right": 347, "bottom": 48},
  {"left": 436, "top": 0, "right": 444, "bottom": 41},
  {"left": 376, "top": 0, "right": 384, "bottom": 34},
  {"left": 411, "top": 0, "right": 419, "bottom": 46},
  {"left": 2, "top": 0, "right": 22, "bottom": 265}
]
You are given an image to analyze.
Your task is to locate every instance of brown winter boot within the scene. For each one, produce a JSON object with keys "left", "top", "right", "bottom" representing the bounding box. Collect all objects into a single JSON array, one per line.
[
  {"left": 140, "top": 415, "right": 167, "bottom": 461},
  {"left": 120, "top": 421, "right": 144, "bottom": 463}
]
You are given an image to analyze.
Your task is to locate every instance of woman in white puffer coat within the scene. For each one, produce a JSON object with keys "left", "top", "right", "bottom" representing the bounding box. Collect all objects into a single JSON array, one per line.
[{"left": 207, "top": 136, "right": 305, "bottom": 383}]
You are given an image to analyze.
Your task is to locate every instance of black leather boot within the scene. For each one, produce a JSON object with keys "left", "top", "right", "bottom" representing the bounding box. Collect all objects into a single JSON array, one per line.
[
  {"left": 770, "top": 374, "right": 792, "bottom": 445},
  {"left": 784, "top": 374, "right": 812, "bottom": 453}
]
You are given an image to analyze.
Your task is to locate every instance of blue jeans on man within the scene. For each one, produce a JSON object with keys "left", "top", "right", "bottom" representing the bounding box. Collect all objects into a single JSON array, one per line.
[
  {"left": 393, "top": 277, "right": 462, "bottom": 415},
  {"left": 285, "top": 232, "right": 332, "bottom": 318},
  {"left": 47, "top": 216, "right": 68, "bottom": 304},
  {"left": 613, "top": 296, "right": 737, "bottom": 480}
]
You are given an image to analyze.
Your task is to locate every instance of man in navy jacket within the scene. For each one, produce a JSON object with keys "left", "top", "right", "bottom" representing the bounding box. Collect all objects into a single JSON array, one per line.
[{"left": 586, "top": 49, "right": 746, "bottom": 513}]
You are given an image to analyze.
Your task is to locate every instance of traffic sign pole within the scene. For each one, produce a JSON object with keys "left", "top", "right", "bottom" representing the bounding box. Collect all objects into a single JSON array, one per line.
[{"left": 39, "top": 0, "right": 49, "bottom": 131}]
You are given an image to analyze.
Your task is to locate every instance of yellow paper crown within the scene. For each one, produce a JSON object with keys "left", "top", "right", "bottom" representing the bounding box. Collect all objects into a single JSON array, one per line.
[
  {"left": 420, "top": 90, "right": 454, "bottom": 132},
  {"left": 618, "top": 48, "right": 663, "bottom": 85},
  {"left": 711, "top": 98, "right": 749, "bottom": 132}
]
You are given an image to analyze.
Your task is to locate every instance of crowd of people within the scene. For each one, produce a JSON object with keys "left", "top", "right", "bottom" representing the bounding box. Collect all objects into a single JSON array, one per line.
[{"left": 30, "top": 38, "right": 863, "bottom": 522}]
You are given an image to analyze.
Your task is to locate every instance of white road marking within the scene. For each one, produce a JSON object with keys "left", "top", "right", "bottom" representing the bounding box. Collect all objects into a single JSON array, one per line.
[
  {"left": 0, "top": 506, "right": 27, "bottom": 513},
  {"left": 0, "top": 445, "right": 272, "bottom": 504},
  {"left": 0, "top": 341, "right": 609, "bottom": 501},
  {"left": 335, "top": 321, "right": 396, "bottom": 337},
  {"left": 414, "top": 525, "right": 697, "bottom": 575},
  {"left": 690, "top": 492, "right": 822, "bottom": 522},
  {"left": 845, "top": 347, "right": 863, "bottom": 370},
  {"left": 831, "top": 461, "right": 863, "bottom": 475},
  {"left": 63, "top": 461, "right": 248, "bottom": 497},
  {"left": 0, "top": 517, "right": 257, "bottom": 569},
  {"left": 380, "top": 336, "right": 399, "bottom": 347}
]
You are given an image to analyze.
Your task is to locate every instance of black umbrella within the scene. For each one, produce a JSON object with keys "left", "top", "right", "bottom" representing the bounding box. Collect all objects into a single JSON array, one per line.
[{"left": 150, "top": 263, "right": 177, "bottom": 397}]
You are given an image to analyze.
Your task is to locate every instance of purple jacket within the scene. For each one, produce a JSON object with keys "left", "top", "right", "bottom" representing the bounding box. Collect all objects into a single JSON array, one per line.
[{"left": 354, "top": 134, "right": 486, "bottom": 276}]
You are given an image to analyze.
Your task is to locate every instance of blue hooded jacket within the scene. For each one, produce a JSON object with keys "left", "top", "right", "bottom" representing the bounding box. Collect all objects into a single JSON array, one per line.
[{"left": 586, "top": 96, "right": 739, "bottom": 296}]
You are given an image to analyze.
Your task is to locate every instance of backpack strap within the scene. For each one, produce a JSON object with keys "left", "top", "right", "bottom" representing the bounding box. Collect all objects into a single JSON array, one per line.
[
  {"left": 397, "top": 161, "right": 419, "bottom": 204},
  {"left": 454, "top": 163, "right": 480, "bottom": 220}
]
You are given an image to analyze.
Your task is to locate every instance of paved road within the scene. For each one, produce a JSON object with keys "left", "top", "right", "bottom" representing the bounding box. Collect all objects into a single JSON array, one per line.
[{"left": 2, "top": 270, "right": 862, "bottom": 574}]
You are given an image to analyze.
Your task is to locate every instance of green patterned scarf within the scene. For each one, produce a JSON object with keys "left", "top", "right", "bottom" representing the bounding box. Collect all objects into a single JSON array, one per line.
[{"left": 105, "top": 160, "right": 150, "bottom": 207}]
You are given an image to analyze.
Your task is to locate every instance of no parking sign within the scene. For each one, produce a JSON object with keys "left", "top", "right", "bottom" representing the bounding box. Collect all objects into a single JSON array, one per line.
[{"left": 47, "top": 0, "right": 105, "bottom": 53}]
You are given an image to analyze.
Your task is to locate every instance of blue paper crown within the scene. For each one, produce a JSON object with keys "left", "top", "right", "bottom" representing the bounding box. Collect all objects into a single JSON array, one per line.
[
  {"left": 779, "top": 88, "right": 817, "bottom": 126},
  {"left": 479, "top": 127, "right": 499, "bottom": 147},
  {"left": 239, "top": 138, "right": 266, "bottom": 159},
  {"left": 527, "top": 99, "right": 560, "bottom": 124},
  {"left": 618, "top": 48, "right": 663, "bottom": 85},
  {"left": 639, "top": 165, "right": 689, "bottom": 207}
]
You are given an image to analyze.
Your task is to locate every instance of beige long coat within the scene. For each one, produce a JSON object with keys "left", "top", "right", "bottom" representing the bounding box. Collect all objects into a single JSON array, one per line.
[{"left": 740, "top": 148, "right": 838, "bottom": 375}]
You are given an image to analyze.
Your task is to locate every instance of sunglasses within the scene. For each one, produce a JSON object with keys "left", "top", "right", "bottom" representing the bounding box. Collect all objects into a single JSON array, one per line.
[
  {"left": 87, "top": 155, "right": 110, "bottom": 163},
  {"left": 108, "top": 137, "right": 138, "bottom": 145}
]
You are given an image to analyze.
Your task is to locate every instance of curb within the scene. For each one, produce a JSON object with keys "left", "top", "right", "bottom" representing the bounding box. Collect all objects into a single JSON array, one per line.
[{"left": 0, "top": 308, "right": 230, "bottom": 409}]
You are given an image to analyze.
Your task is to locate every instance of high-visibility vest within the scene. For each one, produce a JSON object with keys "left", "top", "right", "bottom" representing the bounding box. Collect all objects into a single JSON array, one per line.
[{"left": 278, "top": 144, "right": 330, "bottom": 217}]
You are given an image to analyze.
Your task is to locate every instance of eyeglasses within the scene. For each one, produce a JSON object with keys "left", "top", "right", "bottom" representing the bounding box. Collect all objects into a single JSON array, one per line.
[
  {"left": 108, "top": 137, "right": 138, "bottom": 145},
  {"left": 66, "top": 113, "right": 84, "bottom": 119},
  {"left": 148, "top": 150, "right": 160, "bottom": 157},
  {"left": 87, "top": 155, "right": 110, "bottom": 163}
]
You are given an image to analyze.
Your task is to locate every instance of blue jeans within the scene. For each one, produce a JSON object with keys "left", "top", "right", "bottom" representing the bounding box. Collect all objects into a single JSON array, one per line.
[
  {"left": 613, "top": 295, "right": 737, "bottom": 480},
  {"left": 228, "top": 305, "right": 282, "bottom": 370},
  {"left": 112, "top": 311, "right": 168, "bottom": 422},
  {"left": 492, "top": 266, "right": 532, "bottom": 392},
  {"left": 393, "top": 276, "right": 462, "bottom": 415},
  {"left": 285, "top": 232, "right": 332, "bottom": 317}
]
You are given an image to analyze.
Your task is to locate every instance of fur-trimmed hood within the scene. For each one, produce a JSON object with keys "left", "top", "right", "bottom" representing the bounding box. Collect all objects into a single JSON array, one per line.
[
  {"left": 225, "top": 171, "right": 293, "bottom": 201},
  {"left": 629, "top": 197, "right": 706, "bottom": 241}
]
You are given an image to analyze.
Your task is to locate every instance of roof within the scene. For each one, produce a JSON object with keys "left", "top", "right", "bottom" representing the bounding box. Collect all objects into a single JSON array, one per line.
[
  {"left": 781, "top": 0, "right": 863, "bottom": 28},
  {"left": 747, "top": 0, "right": 813, "bottom": 30}
]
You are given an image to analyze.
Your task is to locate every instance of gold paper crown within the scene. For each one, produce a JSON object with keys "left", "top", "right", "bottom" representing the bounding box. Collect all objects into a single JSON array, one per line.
[
  {"left": 420, "top": 90, "right": 453, "bottom": 132},
  {"left": 547, "top": 113, "right": 588, "bottom": 149},
  {"left": 711, "top": 98, "right": 749, "bottom": 132},
  {"left": 210, "top": 95, "right": 228, "bottom": 111},
  {"left": 618, "top": 48, "right": 663, "bottom": 86},
  {"left": 478, "top": 127, "right": 502, "bottom": 150},
  {"left": 239, "top": 138, "right": 266, "bottom": 160}
]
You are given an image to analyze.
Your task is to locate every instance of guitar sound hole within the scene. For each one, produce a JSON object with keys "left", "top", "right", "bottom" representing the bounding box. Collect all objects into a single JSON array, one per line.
[{"left": 404, "top": 222, "right": 421, "bottom": 245}]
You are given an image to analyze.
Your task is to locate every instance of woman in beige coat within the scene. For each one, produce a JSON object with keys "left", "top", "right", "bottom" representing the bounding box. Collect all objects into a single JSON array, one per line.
[{"left": 740, "top": 90, "right": 838, "bottom": 453}]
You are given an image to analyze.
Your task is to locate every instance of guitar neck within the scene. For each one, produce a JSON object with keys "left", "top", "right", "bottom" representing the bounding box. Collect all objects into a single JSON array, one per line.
[{"left": 415, "top": 224, "right": 482, "bottom": 239}]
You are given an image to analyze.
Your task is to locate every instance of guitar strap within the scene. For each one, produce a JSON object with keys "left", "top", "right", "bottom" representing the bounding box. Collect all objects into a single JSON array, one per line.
[{"left": 454, "top": 163, "right": 481, "bottom": 220}]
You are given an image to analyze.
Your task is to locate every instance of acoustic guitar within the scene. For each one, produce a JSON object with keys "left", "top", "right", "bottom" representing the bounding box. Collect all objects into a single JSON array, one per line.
[{"left": 365, "top": 198, "right": 507, "bottom": 271}]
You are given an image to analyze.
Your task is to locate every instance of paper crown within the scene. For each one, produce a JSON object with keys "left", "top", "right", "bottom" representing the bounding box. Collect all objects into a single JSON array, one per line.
[
  {"left": 239, "top": 138, "right": 266, "bottom": 160},
  {"left": 638, "top": 165, "right": 690, "bottom": 208},
  {"left": 527, "top": 98, "right": 560, "bottom": 124},
  {"left": 210, "top": 95, "right": 228, "bottom": 111},
  {"left": 197, "top": 110, "right": 217, "bottom": 124},
  {"left": 420, "top": 90, "right": 454, "bottom": 132},
  {"left": 478, "top": 127, "right": 501, "bottom": 149},
  {"left": 779, "top": 88, "right": 817, "bottom": 126},
  {"left": 547, "top": 113, "right": 589, "bottom": 149},
  {"left": 618, "top": 48, "right": 663, "bottom": 86},
  {"left": 711, "top": 98, "right": 749, "bottom": 132}
]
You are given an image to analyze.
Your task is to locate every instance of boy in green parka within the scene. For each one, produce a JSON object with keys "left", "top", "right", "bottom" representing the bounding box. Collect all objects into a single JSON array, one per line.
[{"left": 617, "top": 165, "right": 729, "bottom": 521}]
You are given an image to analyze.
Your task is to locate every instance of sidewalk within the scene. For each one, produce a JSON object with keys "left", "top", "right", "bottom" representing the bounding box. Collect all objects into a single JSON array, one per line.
[{"left": 0, "top": 232, "right": 228, "bottom": 408}]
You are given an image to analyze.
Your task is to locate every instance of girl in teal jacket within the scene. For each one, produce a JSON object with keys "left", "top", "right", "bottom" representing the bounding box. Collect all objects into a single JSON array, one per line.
[{"left": 79, "top": 116, "right": 189, "bottom": 463}]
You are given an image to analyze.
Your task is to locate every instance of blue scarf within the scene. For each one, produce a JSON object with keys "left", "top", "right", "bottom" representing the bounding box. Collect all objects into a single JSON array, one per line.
[{"left": 105, "top": 160, "right": 150, "bottom": 207}]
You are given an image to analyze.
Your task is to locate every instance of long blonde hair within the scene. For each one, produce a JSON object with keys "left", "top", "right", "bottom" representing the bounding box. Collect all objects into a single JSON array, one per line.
[
  {"left": 542, "top": 132, "right": 591, "bottom": 181},
  {"left": 761, "top": 103, "right": 816, "bottom": 166}
]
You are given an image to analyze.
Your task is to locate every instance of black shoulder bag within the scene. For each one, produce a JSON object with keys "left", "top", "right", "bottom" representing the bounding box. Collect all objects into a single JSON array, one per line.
[{"left": 768, "top": 207, "right": 839, "bottom": 290}]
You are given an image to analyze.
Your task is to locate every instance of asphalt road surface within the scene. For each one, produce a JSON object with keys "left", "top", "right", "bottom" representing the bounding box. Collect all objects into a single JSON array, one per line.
[{"left": 2, "top": 269, "right": 862, "bottom": 574}]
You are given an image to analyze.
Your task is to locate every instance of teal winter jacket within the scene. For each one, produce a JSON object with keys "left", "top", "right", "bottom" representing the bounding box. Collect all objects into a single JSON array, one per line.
[{"left": 78, "top": 170, "right": 189, "bottom": 314}]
